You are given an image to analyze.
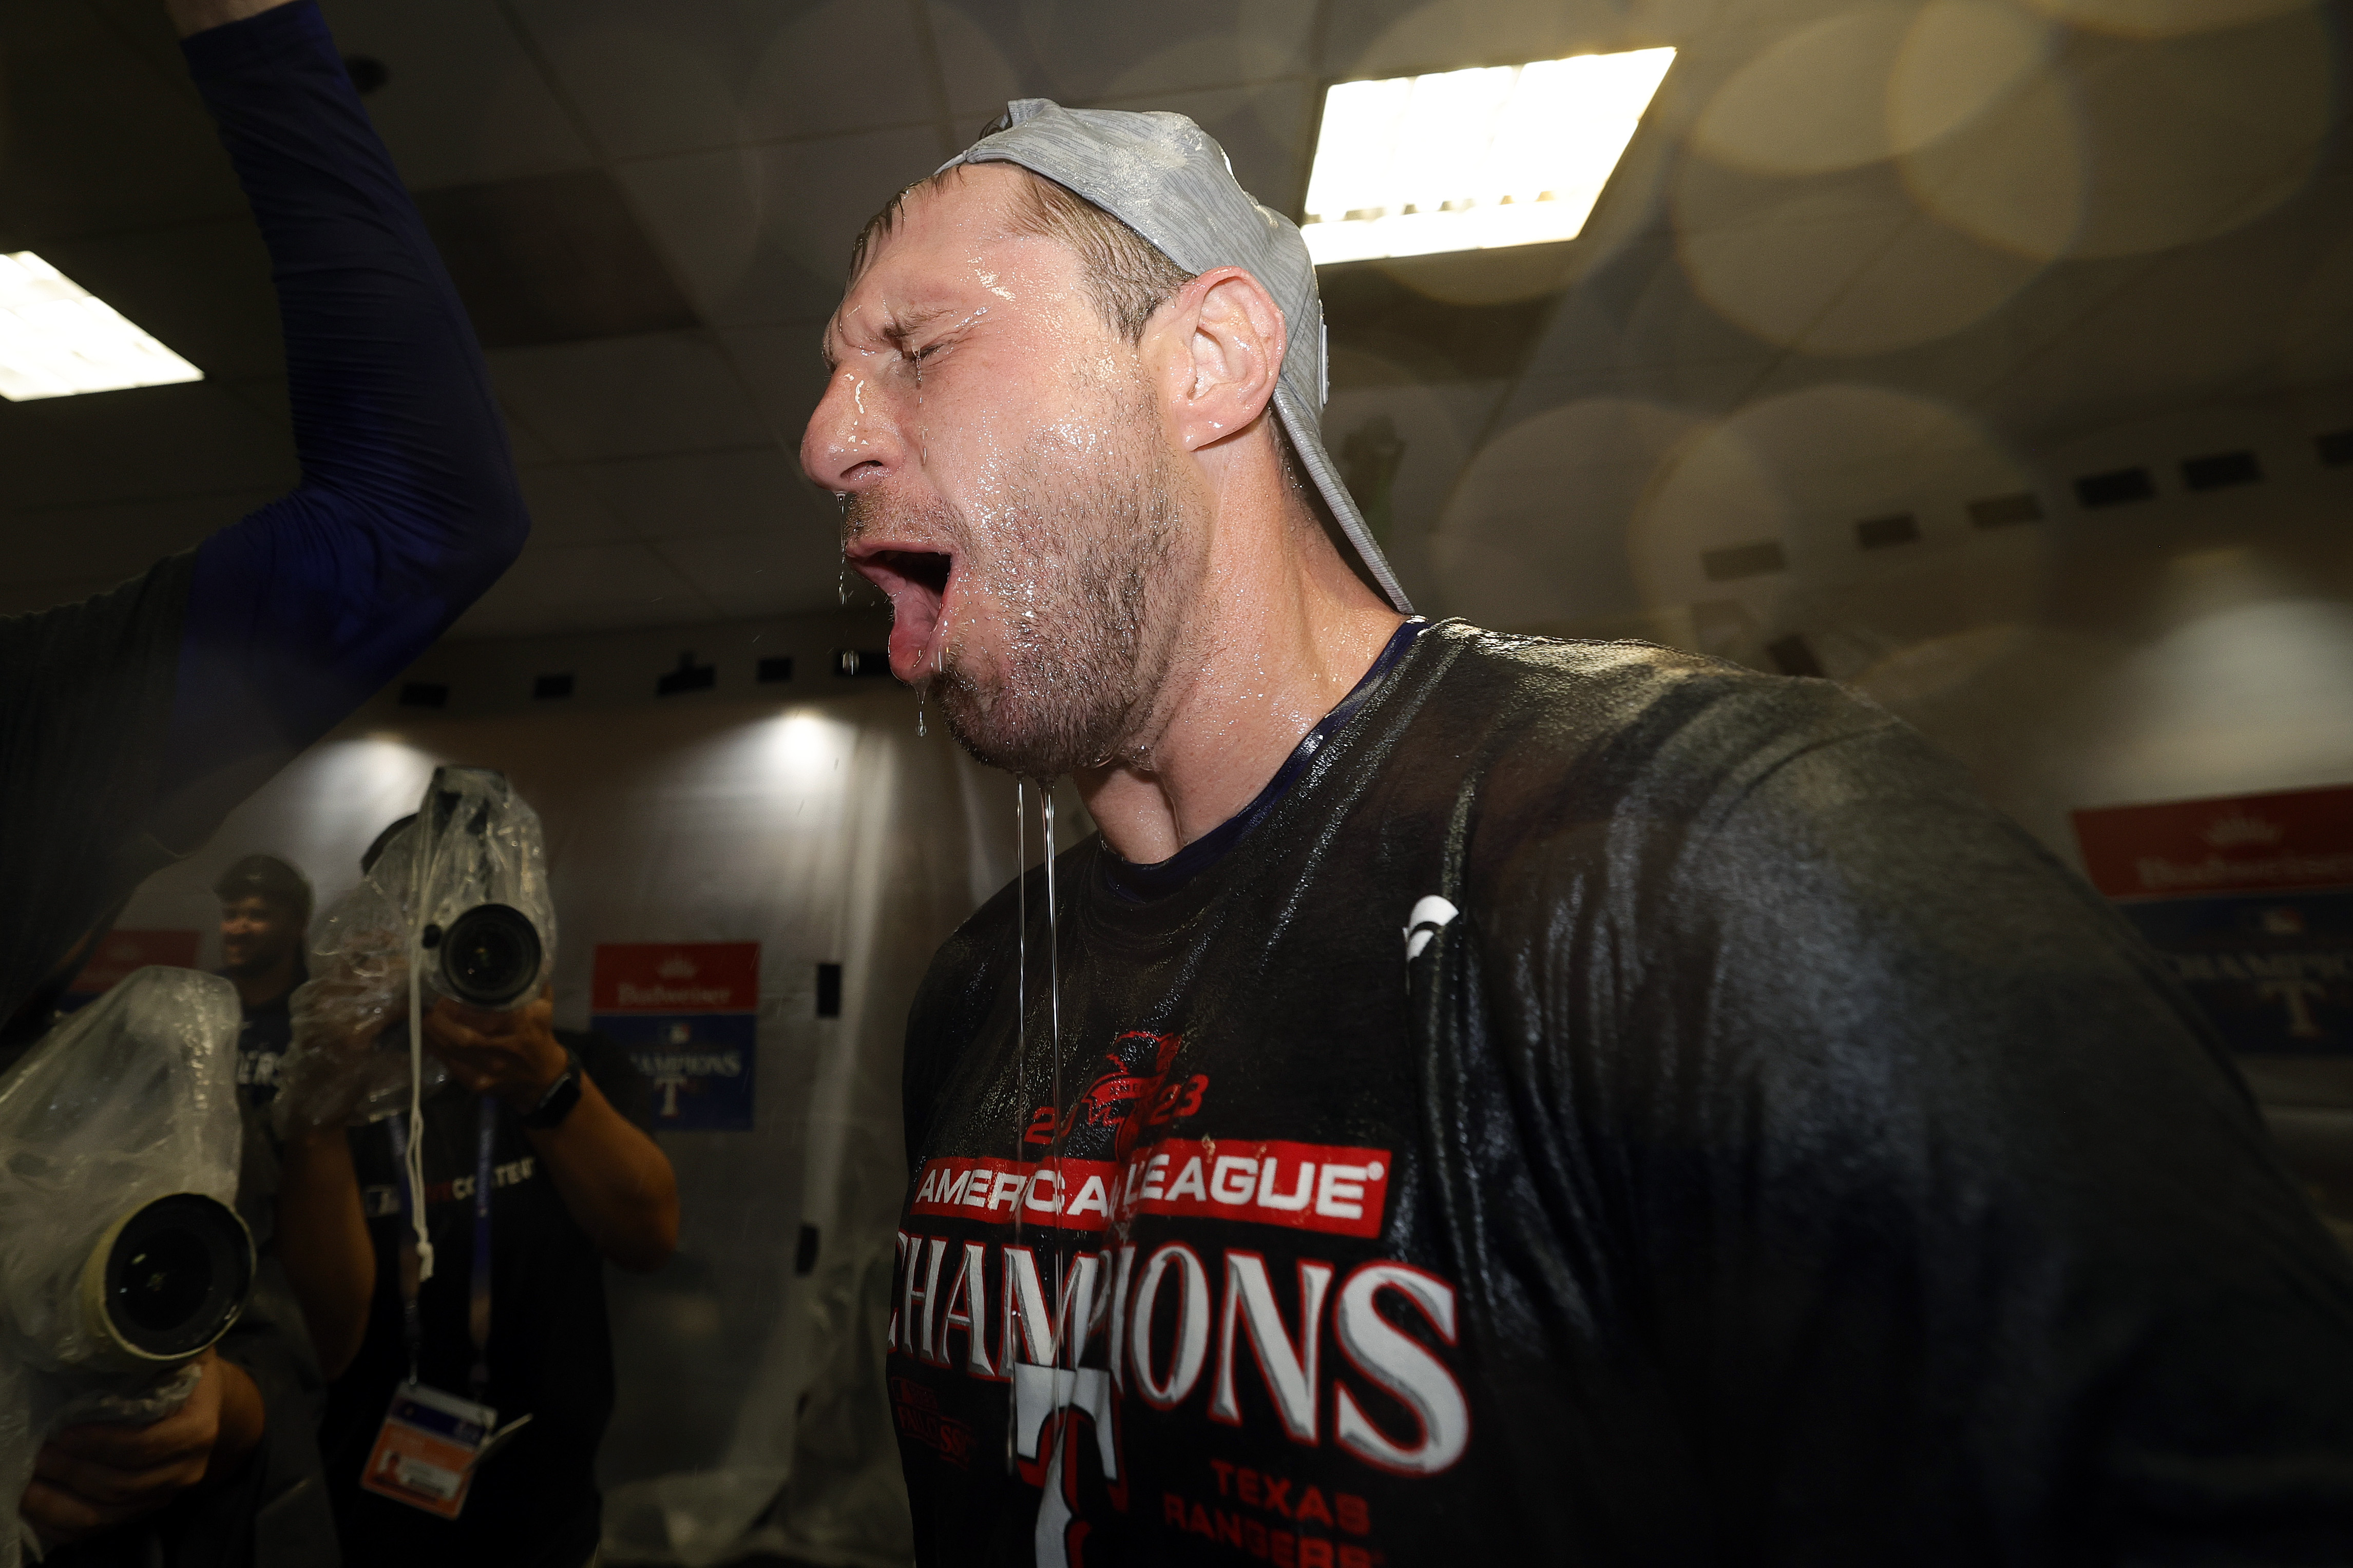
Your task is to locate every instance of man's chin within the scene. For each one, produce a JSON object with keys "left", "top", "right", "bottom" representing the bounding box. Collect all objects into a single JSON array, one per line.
[{"left": 937, "top": 678, "right": 1111, "bottom": 782}]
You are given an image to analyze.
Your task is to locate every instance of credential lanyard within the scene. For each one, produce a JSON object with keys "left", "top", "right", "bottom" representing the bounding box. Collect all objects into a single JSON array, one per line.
[{"left": 385, "top": 1099, "right": 498, "bottom": 1402}]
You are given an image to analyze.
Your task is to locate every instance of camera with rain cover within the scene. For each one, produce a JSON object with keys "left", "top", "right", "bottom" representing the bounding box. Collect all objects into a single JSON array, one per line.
[
  {"left": 277, "top": 767, "right": 557, "bottom": 1133},
  {"left": 395, "top": 767, "right": 556, "bottom": 1013},
  {"left": 0, "top": 968, "right": 253, "bottom": 1568}
]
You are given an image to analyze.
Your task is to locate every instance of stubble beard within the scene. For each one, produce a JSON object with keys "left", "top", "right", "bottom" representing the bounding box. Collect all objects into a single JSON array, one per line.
[{"left": 852, "top": 415, "right": 1192, "bottom": 781}]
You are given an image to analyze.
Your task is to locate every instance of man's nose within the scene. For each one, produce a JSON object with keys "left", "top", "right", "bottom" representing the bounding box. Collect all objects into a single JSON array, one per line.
[{"left": 800, "top": 364, "right": 902, "bottom": 497}]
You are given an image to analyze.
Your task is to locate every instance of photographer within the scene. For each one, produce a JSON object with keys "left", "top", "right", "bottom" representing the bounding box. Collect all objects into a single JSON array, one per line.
[
  {"left": 215, "top": 856, "right": 313, "bottom": 1114},
  {"left": 276, "top": 823, "right": 677, "bottom": 1568},
  {"left": 1, "top": 0, "right": 529, "bottom": 1553}
]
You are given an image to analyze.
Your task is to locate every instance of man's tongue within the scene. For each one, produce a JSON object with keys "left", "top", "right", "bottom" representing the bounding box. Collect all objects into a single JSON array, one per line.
[{"left": 886, "top": 578, "right": 944, "bottom": 682}]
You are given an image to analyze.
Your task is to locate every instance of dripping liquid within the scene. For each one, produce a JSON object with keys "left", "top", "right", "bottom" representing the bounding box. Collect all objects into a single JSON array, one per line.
[
  {"left": 1007, "top": 778, "right": 1027, "bottom": 1469},
  {"left": 1007, "top": 778, "right": 1069, "bottom": 1472}
]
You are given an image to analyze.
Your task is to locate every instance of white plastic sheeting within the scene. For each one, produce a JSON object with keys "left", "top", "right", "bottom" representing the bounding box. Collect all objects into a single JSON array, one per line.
[
  {"left": 110, "top": 684, "right": 1082, "bottom": 1567},
  {"left": 0, "top": 969, "right": 245, "bottom": 1568}
]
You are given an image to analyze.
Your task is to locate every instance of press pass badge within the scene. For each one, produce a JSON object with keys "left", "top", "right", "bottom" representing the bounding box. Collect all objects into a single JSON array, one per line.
[{"left": 361, "top": 1382, "right": 528, "bottom": 1518}]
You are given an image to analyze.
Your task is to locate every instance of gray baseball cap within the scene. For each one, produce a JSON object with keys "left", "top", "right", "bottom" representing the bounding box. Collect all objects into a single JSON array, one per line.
[{"left": 941, "top": 99, "right": 1413, "bottom": 614}]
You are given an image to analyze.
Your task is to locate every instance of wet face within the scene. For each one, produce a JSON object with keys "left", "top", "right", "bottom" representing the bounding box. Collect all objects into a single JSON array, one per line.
[
  {"left": 219, "top": 895, "right": 300, "bottom": 978},
  {"left": 801, "top": 165, "right": 1205, "bottom": 779}
]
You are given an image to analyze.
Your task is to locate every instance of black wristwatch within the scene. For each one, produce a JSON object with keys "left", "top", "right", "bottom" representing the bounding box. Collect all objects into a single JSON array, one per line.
[{"left": 522, "top": 1049, "right": 584, "bottom": 1129}]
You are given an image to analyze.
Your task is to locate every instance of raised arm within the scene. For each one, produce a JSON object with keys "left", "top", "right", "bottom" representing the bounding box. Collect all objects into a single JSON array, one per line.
[{"left": 155, "top": 0, "right": 530, "bottom": 842}]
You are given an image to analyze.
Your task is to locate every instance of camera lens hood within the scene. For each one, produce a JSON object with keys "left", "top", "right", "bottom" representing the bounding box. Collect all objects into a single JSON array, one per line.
[
  {"left": 77, "top": 1193, "right": 255, "bottom": 1368},
  {"left": 434, "top": 902, "right": 544, "bottom": 1011}
]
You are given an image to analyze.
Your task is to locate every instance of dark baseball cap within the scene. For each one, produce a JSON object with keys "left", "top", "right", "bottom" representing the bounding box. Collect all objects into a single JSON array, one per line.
[{"left": 213, "top": 854, "right": 312, "bottom": 923}]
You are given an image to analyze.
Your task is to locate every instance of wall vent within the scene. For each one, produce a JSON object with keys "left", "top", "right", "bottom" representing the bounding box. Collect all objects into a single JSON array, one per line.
[
  {"left": 398, "top": 681, "right": 448, "bottom": 708},
  {"left": 757, "top": 655, "right": 794, "bottom": 683},
  {"left": 656, "top": 652, "right": 716, "bottom": 697},
  {"left": 2074, "top": 468, "right": 2154, "bottom": 508},
  {"left": 1701, "top": 540, "right": 1785, "bottom": 582},
  {"left": 532, "top": 673, "right": 574, "bottom": 700}
]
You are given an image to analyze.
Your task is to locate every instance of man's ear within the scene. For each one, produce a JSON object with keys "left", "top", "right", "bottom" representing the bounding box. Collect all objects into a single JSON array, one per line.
[{"left": 1155, "top": 266, "right": 1288, "bottom": 453}]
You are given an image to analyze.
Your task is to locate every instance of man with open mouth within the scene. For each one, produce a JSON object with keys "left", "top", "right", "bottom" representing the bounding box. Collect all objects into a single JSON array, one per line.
[{"left": 801, "top": 102, "right": 2353, "bottom": 1567}]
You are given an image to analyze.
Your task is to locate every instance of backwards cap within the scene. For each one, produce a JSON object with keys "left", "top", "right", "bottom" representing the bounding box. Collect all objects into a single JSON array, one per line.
[
  {"left": 213, "top": 853, "right": 313, "bottom": 923},
  {"left": 942, "top": 100, "right": 1413, "bottom": 613}
]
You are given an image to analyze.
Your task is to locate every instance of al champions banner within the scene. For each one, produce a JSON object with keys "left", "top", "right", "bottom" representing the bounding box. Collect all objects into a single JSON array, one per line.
[
  {"left": 2072, "top": 783, "right": 2353, "bottom": 1055},
  {"left": 592, "top": 942, "right": 760, "bottom": 1132}
]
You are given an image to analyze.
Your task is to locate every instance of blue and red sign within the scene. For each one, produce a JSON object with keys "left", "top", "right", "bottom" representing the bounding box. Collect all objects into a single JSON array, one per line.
[
  {"left": 592, "top": 942, "right": 759, "bottom": 1132},
  {"left": 2073, "top": 784, "right": 2353, "bottom": 1055}
]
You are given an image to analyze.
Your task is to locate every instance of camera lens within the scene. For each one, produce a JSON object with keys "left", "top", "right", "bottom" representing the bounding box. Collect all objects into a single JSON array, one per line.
[
  {"left": 101, "top": 1194, "right": 253, "bottom": 1360},
  {"left": 439, "top": 903, "right": 542, "bottom": 1009}
]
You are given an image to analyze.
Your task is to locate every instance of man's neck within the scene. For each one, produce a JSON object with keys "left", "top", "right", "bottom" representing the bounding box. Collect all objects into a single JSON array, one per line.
[
  {"left": 230, "top": 953, "right": 297, "bottom": 1011},
  {"left": 1077, "top": 514, "right": 1404, "bottom": 865}
]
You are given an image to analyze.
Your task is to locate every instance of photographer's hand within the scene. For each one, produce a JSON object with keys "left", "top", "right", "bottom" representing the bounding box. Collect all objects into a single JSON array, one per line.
[
  {"left": 21, "top": 1349, "right": 265, "bottom": 1543},
  {"left": 425, "top": 991, "right": 679, "bottom": 1273},
  {"left": 422, "top": 990, "right": 570, "bottom": 1109}
]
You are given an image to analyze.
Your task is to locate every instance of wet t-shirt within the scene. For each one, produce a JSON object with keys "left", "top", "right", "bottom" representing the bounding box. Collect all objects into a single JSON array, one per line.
[{"left": 892, "top": 620, "right": 2353, "bottom": 1566}]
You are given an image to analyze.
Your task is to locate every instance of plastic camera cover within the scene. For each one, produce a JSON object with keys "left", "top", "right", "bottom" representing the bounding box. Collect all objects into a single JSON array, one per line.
[
  {"left": 0, "top": 967, "right": 246, "bottom": 1567},
  {"left": 396, "top": 766, "right": 557, "bottom": 1011},
  {"left": 275, "top": 766, "right": 557, "bottom": 1134}
]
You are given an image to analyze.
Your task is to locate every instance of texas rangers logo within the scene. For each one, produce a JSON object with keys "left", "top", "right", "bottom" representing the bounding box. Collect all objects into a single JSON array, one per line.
[{"left": 1028, "top": 1031, "right": 1203, "bottom": 1162}]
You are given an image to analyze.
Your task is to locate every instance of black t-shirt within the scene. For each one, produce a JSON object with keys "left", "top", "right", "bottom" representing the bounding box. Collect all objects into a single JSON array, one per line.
[
  {"left": 229, "top": 967, "right": 306, "bottom": 1256},
  {"left": 892, "top": 620, "right": 2353, "bottom": 1566},
  {"left": 236, "top": 975, "right": 299, "bottom": 1111},
  {"left": 321, "top": 1030, "right": 654, "bottom": 1568}
]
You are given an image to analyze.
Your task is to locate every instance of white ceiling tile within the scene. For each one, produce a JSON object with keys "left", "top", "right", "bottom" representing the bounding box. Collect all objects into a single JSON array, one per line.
[
  {"left": 1788, "top": 216, "right": 2047, "bottom": 361},
  {"left": 928, "top": 0, "right": 1316, "bottom": 120},
  {"left": 446, "top": 538, "right": 714, "bottom": 638},
  {"left": 486, "top": 332, "right": 770, "bottom": 459},
  {"left": 510, "top": 0, "right": 942, "bottom": 160},
  {"left": 715, "top": 325, "right": 832, "bottom": 446},
  {"left": 516, "top": 465, "right": 637, "bottom": 546},
  {"left": 316, "top": 0, "right": 597, "bottom": 189},
  {"left": 35, "top": 218, "right": 281, "bottom": 382},
  {"left": 0, "top": 7, "right": 248, "bottom": 243},
  {"left": 0, "top": 382, "right": 296, "bottom": 509},
  {"left": 0, "top": 489, "right": 276, "bottom": 592},
  {"left": 616, "top": 125, "right": 942, "bottom": 327},
  {"left": 1980, "top": 225, "right": 2342, "bottom": 442},
  {"left": 1321, "top": 0, "right": 1723, "bottom": 81},
  {"left": 1677, "top": 214, "right": 1901, "bottom": 356},
  {"left": 578, "top": 448, "right": 810, "bottom": 539},
  {"left": 654, "top": 529, "right": 844, "bottom": 617}
]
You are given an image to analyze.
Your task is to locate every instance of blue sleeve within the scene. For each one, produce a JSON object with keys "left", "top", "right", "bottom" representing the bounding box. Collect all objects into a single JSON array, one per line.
[{"left": 162, "top": 1, "right": 528, "bottom": 823}]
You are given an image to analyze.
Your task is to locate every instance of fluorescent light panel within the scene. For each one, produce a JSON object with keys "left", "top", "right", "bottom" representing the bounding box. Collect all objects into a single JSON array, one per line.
[
  {"left": 1302, "top": 47, "right": 1676, "bottom": 265},
  {"left": 0, "top": 252, "right": 203, "bottom": 402}
]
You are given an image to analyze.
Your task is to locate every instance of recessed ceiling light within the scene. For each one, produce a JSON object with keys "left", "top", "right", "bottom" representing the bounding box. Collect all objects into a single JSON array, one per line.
[
  {"left": 1300, "top": 47, "right": 1677, "bottom": 266},
  {"left": 0, "top": 251, "right": 203, "bottom": 402}
]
